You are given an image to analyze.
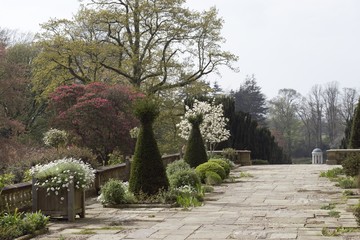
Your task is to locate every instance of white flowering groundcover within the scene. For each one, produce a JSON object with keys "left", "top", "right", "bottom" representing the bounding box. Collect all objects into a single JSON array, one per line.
[{"left": 31, "top": 157, "right": 95, "bottom": 196}]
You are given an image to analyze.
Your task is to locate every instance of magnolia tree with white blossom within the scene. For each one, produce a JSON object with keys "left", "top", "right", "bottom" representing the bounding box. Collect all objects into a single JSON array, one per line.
[{"left": 178, "top": 100, "right": 230, "bottom": 152}]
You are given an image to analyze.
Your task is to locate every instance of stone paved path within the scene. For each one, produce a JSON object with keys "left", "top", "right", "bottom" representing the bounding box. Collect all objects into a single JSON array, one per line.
[{"left": 34, "top": 165, "right": 360, "bottom": 240}]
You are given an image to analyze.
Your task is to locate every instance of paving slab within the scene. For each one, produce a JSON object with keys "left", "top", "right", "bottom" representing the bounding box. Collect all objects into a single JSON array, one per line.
[{"left": 33, "top": 164, "right": 360, "bottom": 240}]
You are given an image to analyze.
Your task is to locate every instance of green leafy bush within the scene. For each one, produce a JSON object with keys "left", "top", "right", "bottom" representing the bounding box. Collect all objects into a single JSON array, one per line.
[
  {"left": 168, "top": 169, "right": 201, "bottom": 189},
  {"left": 320, "top": 167, "right": 344, "bottom": 178},
  {"left": 0, "top": 210, "right": 49, "bottom": 240},
  {"left": 99, "top": 179, "right": 130, "bottom": 205},
  {"left": 208, "top": 158, "right": 230, "bottom": 176},
  {"left": 354, "top": 202, "right": 360, "bottom": 226},
  {"left": 195, "top": 162, "right": 226, "bottom": 182},
  {"left": 174, "top": 185, "right": 203, "bottom": 209},
  {"left": 342, "top": 154, "right": 360, "bottom": 177},
  {"left": 0, "top": 173, "right": 14, "bottom": 193},
  {"left": 107, "top": 150, "right": 125, "bottom": 165},
  {"left": 20, "top": 211, "right": 49, "bottom": 235},
  {"left": 166, "top": 160, "right": 191, "bottom": 177},
  {"left": 337, "top": 177, "right": 357, "bottom": 189},
  {"left": 205, "top": 171, "right": 222, "bottom": 185}
]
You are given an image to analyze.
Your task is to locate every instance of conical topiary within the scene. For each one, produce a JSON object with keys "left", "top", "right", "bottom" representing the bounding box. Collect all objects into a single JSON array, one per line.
[
  {"left": 184, "top": 114, "right": 208, "bottom": 168},
  {"left": 349, "top": 98, "right": 360, "bottom": 149},
  {"left": 129, "top": 98, "right": 169, "bottom": 195}
]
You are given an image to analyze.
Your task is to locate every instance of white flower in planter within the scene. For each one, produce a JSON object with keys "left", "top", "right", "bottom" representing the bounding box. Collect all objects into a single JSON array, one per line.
[{"left": 30, "top": 157, "right": 95, "bottom": 195}]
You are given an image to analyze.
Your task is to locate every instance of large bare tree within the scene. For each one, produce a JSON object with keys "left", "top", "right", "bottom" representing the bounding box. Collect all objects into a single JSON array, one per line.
[
  {"left": 32, "top": 0, "right": 238, "bottom": 97},
  {"left": 322, "top": 82, "right": 341, "bottom": 147}
]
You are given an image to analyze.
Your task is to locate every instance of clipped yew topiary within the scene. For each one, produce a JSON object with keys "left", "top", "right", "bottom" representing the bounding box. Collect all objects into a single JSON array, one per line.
[
  {"left": 129, "top": 98, "right": 169, "bottom": 196},
  {"left": 349, "top": 98, "right": 360, "bottom": 148},
  {"left": 183, "top": 114, "right": 207, "bottom": 168}
]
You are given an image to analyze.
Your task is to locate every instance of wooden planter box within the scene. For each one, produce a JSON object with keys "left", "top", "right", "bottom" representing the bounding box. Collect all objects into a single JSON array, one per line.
[{"left": 32, "top": 179, "right": 85, "bottom": 222}]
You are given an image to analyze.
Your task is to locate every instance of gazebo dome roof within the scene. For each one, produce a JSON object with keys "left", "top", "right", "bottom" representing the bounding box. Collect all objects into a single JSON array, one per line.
[{"left": 312, "top": 148, "right": 322, "bottom": 153}]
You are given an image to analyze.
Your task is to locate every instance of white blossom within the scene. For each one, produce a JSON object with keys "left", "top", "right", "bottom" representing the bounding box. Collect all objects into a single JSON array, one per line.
[
  {"left": 177, "top": 100, "right": 230, "bottom": 152},
  {"left": 30, "top": 157, "right": 95, "bottom": 196}
]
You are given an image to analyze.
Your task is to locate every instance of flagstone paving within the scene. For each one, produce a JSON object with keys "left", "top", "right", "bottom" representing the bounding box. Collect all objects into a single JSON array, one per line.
[{"left": 34, "top": 164, "right": 360, "bottom": 239}]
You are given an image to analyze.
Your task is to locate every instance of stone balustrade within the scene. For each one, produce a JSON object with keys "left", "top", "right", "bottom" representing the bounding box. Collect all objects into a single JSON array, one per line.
[
  {"left": 326, "top": 149, "right": 360, "bottom": 165},
  {"left": 0, "top": 150, "right": 251, "bottom": 212}
]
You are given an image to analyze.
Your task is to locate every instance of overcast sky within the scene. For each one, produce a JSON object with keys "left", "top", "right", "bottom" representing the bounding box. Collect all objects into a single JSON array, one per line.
[{"left": 1, "top": 0, "right": 359, "bottom": 99}]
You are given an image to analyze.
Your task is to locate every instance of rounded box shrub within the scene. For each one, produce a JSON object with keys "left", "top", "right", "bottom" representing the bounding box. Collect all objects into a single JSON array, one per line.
[
  {"left": 205, "top": 171, "right": 222, "bottom": 185},
  {"left": 166, "top": 159, "right": 191, "bottom": 177},
  {"left": 195, "top": 162, "right": 226, "bottom": 182},
  {"left": 208, "top": 158, "right": 231, "bottom": 176},
  {"left": 169, "top": 169, "right": 201, "bottom": 189},
  {"left": 99, "top": 179, "right": 127, "bottom": 205}
]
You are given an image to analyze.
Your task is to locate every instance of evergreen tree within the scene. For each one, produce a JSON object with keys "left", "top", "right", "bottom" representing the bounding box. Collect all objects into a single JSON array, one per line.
[
  {"left": 233, "top": 74, "right": 268, "bottom": 124},
  {"left": 349, "top": 98, "right": 360, "bottom": 148},
  {"left": 184, "top": 114, "right": 208, "bottom": 168},
  {"left": 129, "top": 98, "right": 169, "bottom": 195},
  {"left": 340, "top": 118, "right": 353, "bottom": 149},
  {"left": 216, "top": 96, "right": 291, "bottom": 163}
]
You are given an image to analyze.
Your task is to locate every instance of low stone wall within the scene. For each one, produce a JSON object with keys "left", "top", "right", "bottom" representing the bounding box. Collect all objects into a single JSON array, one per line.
[
  {"left": 211, "top": 150, "right": 252, "bottom": 166},
  {"left": 326, "top": 149, "right": 360, "bottom": 165},
  {"left": 0, "top": 151, "right": 252, "bottom": 212}
]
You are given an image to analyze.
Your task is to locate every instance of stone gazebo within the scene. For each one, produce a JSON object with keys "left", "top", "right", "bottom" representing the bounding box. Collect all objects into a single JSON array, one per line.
[{"left": 312, "top": 148, "right": 323, "bottom": 164}]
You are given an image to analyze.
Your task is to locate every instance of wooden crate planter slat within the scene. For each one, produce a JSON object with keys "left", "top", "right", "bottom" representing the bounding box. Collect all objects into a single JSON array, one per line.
[{"left": 32, "top": 179, "right": 85, "bottom": 222}]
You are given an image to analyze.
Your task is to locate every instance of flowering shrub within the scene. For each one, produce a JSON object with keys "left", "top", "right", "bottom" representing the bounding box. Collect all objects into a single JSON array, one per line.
[
  {"left": 30, "top": 157, "right": 95, "bottom": 195},
  {"left": 43, "top": 128, "right": 68, "bottom": 149},
  {"left": 129, "top": 127, "right": 140, "bottom": 139},
  {"left": 177, "top": 100, "right": 230, "bottom": 152},
  {"left": 49, "top": 83, "right": 143, "bottom": 163}
]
